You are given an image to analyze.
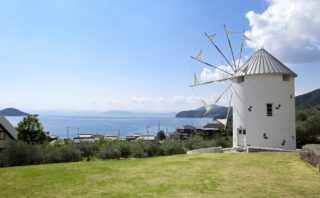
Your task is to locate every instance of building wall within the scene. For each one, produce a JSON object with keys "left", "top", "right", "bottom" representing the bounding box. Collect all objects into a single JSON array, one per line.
[
  {"left": 0, "top": 132, "right": 11, "bottom": 149},
  {"left": 232, "top": 74, "right": 296, "bottom": 150}
]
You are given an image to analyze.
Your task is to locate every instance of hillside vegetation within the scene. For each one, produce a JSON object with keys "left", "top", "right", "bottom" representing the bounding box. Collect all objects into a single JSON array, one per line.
[{"left": 0, "top": 152, "right": 319, "bottom": 198}]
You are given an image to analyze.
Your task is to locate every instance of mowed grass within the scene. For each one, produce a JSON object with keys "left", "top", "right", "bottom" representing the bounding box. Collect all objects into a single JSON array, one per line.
[{"left": 0, "top": 152, "right": 320, "bottom": 198}]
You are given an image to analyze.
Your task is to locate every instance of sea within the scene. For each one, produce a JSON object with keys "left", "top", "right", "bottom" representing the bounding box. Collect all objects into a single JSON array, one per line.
[{"left": 6, "top": 115, "right": 213, "bottom": 138}]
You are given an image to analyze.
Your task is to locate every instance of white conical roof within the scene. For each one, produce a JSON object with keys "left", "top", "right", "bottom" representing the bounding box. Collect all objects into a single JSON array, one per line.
[{"left": 233, "top": 48, "right": 297, "bottom": 78}]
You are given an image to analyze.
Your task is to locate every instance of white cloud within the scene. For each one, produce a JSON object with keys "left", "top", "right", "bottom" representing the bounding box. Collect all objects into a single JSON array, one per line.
[
  {"left": 199, "top": 61, "right": 244, "bottom": 82},
  {"left": 200, "top": 66, "right": 232, "bottom": 82},
  {"left": 246, "top": 0, "right": 320, "bottom": 64}
]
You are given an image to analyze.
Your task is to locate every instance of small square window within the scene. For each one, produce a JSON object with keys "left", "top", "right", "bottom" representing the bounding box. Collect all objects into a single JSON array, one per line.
[
  {"left": 266, "top": 103, "right": 273, "bottom": 116},
  {"left": 243, "top": 129, "right": 246, "bottom": 135},
  {"left": 236, "top": 76, "right": 244, "bottom": 83},
  {"left": 238, "top": 129, "right": 242, "bottom": 134},
  {"left": 0, "top": 132, "right": 5, "bottom": 140},
  {"left": 283, "top": 74, "right": 290, "bottom": 82}
]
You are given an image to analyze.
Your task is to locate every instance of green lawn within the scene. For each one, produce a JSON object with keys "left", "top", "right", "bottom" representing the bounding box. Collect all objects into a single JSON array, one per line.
[{"left": 0, "top": 152, "right": 319, "bottom": 198}]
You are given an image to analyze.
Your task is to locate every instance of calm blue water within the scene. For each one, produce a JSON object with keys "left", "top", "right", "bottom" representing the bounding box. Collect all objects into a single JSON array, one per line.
[{"left": 6, "top": 115, "right": 212, "bottom": 138}]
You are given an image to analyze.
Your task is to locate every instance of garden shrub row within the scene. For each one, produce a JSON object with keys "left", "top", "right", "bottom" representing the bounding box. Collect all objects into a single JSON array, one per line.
[{"left": 0, "top": 134, "right": 232, "bottom": 167}]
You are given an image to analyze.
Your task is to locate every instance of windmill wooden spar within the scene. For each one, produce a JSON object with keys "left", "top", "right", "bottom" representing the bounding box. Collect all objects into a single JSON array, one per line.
[{"left": 190, "top": 25, "right": 251, "bottom": 129}]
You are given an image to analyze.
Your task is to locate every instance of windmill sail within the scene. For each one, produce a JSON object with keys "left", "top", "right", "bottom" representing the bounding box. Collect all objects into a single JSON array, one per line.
[
  {"left": 243, "top": 34, "right": 251, "bottom": 41},
  {"left": 225, "top": 29, "right": 234, "bottom": 36},
  {"left": 202, "top": 100, "right": 211, "bottom": 115},
  {"left": 195, "top": 50, "right": 203, "bottom": 61},
  {"left": 208, "top": 33, "right": 216, "bottom": 42},
  {"left": 193, "top": 74, "right": 200, "bottom": 86},
  {"left": 217, "top": 93, "right": 233, "bottom": 130},
  {"left": 204, "top": 32, "right": 236, "bottom": 73}
]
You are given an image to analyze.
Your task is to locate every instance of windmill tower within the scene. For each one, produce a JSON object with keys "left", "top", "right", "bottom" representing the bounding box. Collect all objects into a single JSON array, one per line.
[{"left": 191, "top": 26, "right": 297, "bottom": 150}]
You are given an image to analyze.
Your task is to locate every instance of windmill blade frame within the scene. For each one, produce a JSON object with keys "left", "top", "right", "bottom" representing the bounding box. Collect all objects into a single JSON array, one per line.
[
  {"left": 190, "top": 76, "right": 231, "bottom": 87},
  {"left": 190, "top": 56, "right": 233, "bottom": 76},
  {"left": 204, "top": 32, "right": 236, "bottom": 73}
]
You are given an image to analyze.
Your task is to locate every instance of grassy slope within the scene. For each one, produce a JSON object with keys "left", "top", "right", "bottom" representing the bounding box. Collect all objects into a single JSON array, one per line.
[{"left": 0, "top": 152, "right": 319, "bottom": 198}]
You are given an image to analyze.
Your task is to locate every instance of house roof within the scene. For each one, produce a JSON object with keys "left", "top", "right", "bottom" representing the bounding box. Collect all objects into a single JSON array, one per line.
[
  {"left": 233, "top": 48, "right": 297, "bottom": 78},
  {"left": 203, "top": 122, "right": 224, "bottom": 129},
  {"left": 0, "top": 115, "right": 17, "bottom": 140},
  {"left": 176, "top": 125, "right": 196, "bottom": 130}
]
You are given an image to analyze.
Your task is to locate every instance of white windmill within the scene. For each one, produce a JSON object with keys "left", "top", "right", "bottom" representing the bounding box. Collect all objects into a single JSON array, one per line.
[{"left": 191, "top": 25, "right": 297, "bottom": 150}]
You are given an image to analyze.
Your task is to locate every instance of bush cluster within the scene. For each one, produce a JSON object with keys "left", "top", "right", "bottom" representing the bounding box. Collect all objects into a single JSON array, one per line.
[
  {"left": 296, "top": 106, "right": 320, "bottom": 148},
  {"left": 0, "top": 133, "right": 232, "bottom": 167},
  {"left": 0, "top": 141, "right": 81, "bottom": 167}
]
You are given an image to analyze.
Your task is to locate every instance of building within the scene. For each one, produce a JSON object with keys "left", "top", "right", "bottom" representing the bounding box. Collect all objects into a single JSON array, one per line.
[
  {"left": 106, "top": 134, "right": 118, "bottom": 140},
  {"left": 73, "top": 133, "right": 104, "bottom": 143},
  {"left": 0, "top": 115, "right": 18, "bottom": 149},
  {"left": 125, "top": 133, "right": 141, "bottom": 141},
  {"left": 197, "top": 122, "right": 224, "bottom": 139},
  {"left": 138, "top": 135, "right": 156, "bottom": 141},
  {"left": 175, "top": 125, "right": 197, "bottom": 139},
  {"left": 231, "top": 48, "right": 296, "bottom": 150}
]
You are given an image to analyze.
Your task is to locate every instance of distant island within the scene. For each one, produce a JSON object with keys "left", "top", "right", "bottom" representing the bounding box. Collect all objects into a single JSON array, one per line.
[
  {"left": 176, "top": 104, "right": 228, "bottom": 119},
  {"left": 0, "top": 108, "right": 30, "bottom": 116},
  {"left": 176, "top": 88, "right": 320, "bottom": 118}
]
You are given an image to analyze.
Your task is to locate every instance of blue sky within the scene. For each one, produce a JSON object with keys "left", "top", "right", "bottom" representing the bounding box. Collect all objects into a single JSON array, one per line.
[{"left": 0, "top": 0, "right": 319, "bottom": 113}]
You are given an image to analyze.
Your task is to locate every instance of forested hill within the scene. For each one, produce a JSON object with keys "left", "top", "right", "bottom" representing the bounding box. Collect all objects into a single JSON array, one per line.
[
  {"left": 0, "top": 108, "right": 30, "bottom": 116},
  {"left": 296, "top": 88, "right": 320, "bottom": 109}
]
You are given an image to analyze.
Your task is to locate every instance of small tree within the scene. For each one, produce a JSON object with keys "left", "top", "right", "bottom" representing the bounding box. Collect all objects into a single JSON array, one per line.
[
  {"left": 77, "top": 142, "right": 99, "bottom": 161},
  {"left": 17, "top": 115, "right": 46, "bottom": 144},
  {"left": 157, "top": 130, "right": 166, "bottom": 141}
]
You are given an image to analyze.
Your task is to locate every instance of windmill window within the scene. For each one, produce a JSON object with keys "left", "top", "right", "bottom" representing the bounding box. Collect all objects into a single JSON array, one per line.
[
  {"left": 238, "top": 129, "right": 242, "bottom": 134},
  {"left": 242, "top": 129, "right": 246, "bottom": 135},
  {"left": 0, "top": 132, "right": 5, "bottom": 140},
  {"left": 266, "top": 103, "right": 273, "bottom": 116},
  {"left": 236, "top": 76, "right": 244, "bottom": 83},
  {"left": 283, "top": 74, "right": 290, "bottom": 81}
]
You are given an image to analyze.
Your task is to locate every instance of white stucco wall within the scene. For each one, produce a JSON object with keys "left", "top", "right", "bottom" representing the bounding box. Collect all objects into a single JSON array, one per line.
[{"left": 231, "top": 74, "right": 296, "bottom": 150}]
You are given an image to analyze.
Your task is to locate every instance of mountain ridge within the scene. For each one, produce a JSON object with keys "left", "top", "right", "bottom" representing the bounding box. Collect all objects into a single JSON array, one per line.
[
  {"left": 176, "top": 88, "right": 320, "bottom": 118},
  {"left": 0, "top": 108, "right": 30, "bottom": 116}
]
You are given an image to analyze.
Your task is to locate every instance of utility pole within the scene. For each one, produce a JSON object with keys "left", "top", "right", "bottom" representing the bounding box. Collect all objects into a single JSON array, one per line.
[
  {"left": 158, "top": 122, "right": 160, "bottom": 132},
  {"left": 67, "top": 127, "right": 69, "bottom": 139},
  {"left": 118, "top": 129, "right": 120, "bottom": 138}
]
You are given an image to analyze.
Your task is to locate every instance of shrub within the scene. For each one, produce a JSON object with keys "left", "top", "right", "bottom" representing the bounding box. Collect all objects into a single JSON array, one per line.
[
  {"left": 1, "top": 140, "right": 32, "bottom": 166},
  {"left": 43, "top": 146, "right": 62, "bottom": 163},
  {"left": 60, "top": 145, "right": 81, "bottom": 162},
  {"left": 130, "top": 142, "right": 148, "bottom": 158},
  {"left": 140, "top": 141, "right": 160, "bottom": 157},
  {"left": 98, "top": 144, "right": 121, "bottom": 160},
  {"left": 160, "top": 141, "right": 185, "bottom": 155},
  {"left": 77, "top": 142, "right": 99, "bottom": 161},
  {"left": 118, "top": 142, "right": 131, "bottom": 158}
]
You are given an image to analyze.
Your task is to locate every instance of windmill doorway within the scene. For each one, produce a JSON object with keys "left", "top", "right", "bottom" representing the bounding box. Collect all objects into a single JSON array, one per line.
[{"left": 237, "top": 128, "right": 246, "bottom": 147}]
